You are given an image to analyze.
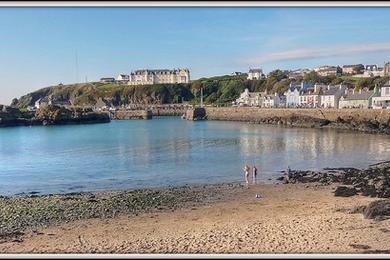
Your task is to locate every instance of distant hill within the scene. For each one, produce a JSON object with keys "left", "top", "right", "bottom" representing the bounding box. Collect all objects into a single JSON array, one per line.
[{"left": 11, "top": 72, "right": 390, "bottom": 108}]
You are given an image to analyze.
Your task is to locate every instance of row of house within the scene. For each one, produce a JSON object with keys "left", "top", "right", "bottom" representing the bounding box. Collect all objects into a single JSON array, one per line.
[{"left": 234, "top": 81, "right": 390, "bottom": 109}]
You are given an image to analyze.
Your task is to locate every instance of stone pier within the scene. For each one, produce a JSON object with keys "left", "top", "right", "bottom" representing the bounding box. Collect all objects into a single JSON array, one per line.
[
  {"left": 185, "top": 107, "right": 206, "bottom": 121},
  {"left": 114, "top": 110, "right": 152, "bottom": 120}
]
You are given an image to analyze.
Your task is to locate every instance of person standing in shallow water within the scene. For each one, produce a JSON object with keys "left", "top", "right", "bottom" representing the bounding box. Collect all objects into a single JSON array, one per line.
[
  {"left": 252, "top": 164, "right": 258, "bottom": 184},
  {"left": 243, "top": 163, "right": 250, "bottom": 185}
]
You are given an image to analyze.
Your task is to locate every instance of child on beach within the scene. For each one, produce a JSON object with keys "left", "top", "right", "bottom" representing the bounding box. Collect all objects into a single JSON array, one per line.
[{"left": 252, "top": 164, "right": 258, "bottom": 184}]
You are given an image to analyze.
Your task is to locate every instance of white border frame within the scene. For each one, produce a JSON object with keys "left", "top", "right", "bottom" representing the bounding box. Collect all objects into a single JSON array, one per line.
[{"left": 0, "top": 1, "right": 390, "bottom": 258}]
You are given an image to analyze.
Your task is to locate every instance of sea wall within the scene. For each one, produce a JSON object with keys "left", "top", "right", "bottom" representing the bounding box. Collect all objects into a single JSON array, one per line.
[
  {"left": 115, "top": 110, "right": 152, "bottom": 120},
  {"left": 151, "top": 108, "right": 186, "bottom": 117},
  {"left": 204, "top": 107, "right": 390, "bottom": 134}
]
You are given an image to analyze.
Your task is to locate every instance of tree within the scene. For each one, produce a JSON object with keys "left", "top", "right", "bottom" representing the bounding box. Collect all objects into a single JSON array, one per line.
[
  {"left": 10, "top": 98, "right": 19, "bottom": 107},
  {"left": 303, "top": 71, "right": 320, "bottom": 84},
  {"left": 353, "top": 64, "right": 365, "bottom": 75}
]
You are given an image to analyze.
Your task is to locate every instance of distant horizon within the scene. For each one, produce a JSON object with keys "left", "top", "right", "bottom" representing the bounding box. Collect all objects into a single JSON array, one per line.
[{"left": 1, "top": 7, "right": 390, "bottom": 105}]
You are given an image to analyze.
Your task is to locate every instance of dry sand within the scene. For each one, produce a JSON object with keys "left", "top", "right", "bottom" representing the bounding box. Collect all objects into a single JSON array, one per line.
[{"left": 1, "top": 183, "right": 389, "bottom": 254}]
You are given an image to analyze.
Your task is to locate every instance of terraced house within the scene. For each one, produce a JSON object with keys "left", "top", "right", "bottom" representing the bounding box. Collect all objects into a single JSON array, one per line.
[
  {"left": 299, "top": 84, "right": 324, "bottom": 108},
  {"left": 339, "top": 87, "right": 378, "bottom": 109},
  {"left": 320, "top": 84, "right": 347, "bottom": 109}
]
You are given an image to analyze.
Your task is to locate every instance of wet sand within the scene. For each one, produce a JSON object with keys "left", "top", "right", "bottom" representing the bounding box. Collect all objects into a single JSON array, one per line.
[{"left": 1, "top": 183, "right": 389, "bottom": 254}]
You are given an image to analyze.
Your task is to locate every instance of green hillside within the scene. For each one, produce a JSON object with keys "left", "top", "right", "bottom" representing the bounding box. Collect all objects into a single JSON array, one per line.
[{"left": 11, "top": 72, "right": 390, "bottom": 108}]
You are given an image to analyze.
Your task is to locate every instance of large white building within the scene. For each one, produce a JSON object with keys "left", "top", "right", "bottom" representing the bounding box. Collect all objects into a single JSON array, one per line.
[
  {"left": 128, "top": 68, "right": 190, "bottom": 85},
  {"left": 247, "top": 69, "right": 264, "bottom": 80},
  {"left": 314, "top": 65, "right": 342, "bottom": 77}
]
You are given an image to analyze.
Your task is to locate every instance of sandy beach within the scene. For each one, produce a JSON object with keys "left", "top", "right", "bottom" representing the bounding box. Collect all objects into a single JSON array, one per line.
[{"left": 1, "top": 182, "right": 389, "bottom": 254}]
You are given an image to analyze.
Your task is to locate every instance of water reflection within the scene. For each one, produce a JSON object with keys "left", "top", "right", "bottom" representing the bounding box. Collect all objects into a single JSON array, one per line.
[{"left": 0, "top": 118, "right": 389, "bottom": 195}]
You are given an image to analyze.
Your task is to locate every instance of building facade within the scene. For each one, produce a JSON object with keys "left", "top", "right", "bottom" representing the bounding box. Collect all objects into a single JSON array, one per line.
[
  {"left": 284, "top": 82, "right": 312, "bottom": 107},
  {"left": 128, "top": 68, "right": 190, "bottom": 85},
  {"left": 100, "top": 77, "right": 115, "bottom": 83},
  {"left": 235, "top": 88, "right": 265, "bottom": 107},
  {"left": 342, "top": 64, "right": 363, "bottom": 75},
  {"left": 314, "top": 65, "right": 342, "bottom": 77},
  {"left": 320, "top": 85, "right": 347, "bottom": 109},
  {"left": 372, "top": 81, "right": 390, "bottom": 109},
  {"left": 247, "top": 69, "right": 264, "bottom": 80},
  {"left": 384, "top": 62, "right": 390, "bottom": 76},
  {"left": 116, "top": 74, "right": 129, "bottom": 84},
  {"left": 299, "top": 84, "right": 324, "bottom": 108},
  {"left": 339, "top": 88, "right": 377, "bottom": 109},
  {"left": 262, "top": 93, "right": 281, "bottom": 108}
]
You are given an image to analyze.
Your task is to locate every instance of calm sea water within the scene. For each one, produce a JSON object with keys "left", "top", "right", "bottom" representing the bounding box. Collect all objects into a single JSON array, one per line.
[{"left": 0, "top": 117, "right": 389, "bottom": 195}]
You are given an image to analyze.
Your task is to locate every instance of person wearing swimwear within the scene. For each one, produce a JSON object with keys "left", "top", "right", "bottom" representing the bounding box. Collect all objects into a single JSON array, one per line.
[{"left": 243, "top": 163, "right": 250, "bottom": 185}]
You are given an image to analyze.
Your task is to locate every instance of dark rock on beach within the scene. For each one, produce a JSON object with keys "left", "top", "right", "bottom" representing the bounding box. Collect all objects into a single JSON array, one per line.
[
  {"left": 0, "top": 183, "right": 243, "bottom": 241},
  {"left": 280, "top": 161, "right": 390, "bottom": 199},
  {"left": 334, "top": 186, "right": 358, "bottom": 197},
  {"left": 363, "top": 200, "right": 390, "bottom": 220}
]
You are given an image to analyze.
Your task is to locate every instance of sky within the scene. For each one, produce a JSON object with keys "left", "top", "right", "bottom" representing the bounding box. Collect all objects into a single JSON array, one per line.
[{"left": 1, "top": 7, "right": 390, "bottom": 105}]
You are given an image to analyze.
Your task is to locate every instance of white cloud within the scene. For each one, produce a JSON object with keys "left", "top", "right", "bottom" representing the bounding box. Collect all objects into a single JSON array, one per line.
[{"left": 242, "top": 43, "right": 390, "bottom": 65}]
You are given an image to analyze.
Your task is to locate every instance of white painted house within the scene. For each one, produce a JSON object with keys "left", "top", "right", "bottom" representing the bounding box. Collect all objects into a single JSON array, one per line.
[
  {"left": 284, "top": 82, "right": 312, "bottom": 108},
  {"left": 372, "top": 81, "right": 390, "bottom": 109},
  {"left": 262, "top": 93, "right": 280, "bottom": 108},
  {"left": 235, "top": 88, "right": 265, "bottom": 107},
  {"left": 34, "top": 97, "right": 50, "bottom": 109},
  {"left": 320, "top": 84, "right": 347, "bottom": 109},
  {"left": 116, "top": 74, "right": 129, "bottom": 83}
]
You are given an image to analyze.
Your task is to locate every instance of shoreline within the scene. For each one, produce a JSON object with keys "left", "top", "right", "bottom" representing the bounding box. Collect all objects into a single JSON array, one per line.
[
  {"left": 1, "top": 182, "right": 389, "bottom": 254},
  {"left": 1, "top": 107, "right": 390, "bottom": 135},
  {"left": 0, "top": 163, "right": 389, "bottom": 253}
]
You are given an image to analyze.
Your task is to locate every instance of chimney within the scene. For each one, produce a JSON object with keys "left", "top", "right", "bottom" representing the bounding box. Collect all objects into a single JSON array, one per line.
[
  {"left": 327, "top": 84, "right": 331, "bottom": 90},
  {"left": 339, "top": 84, "right": 342, "bottom": 90},
  {"left": 314, "top": 83, "right": 318, "bottom": 92},
  {"left": 352, "top": 88, "right": 355, "bottom": 94},
  {"left": 359, "top": 88, "right": 362, "bottom": 94},
  {"left": 344, "top": 88, "right": 348, "bottom": 95},
  {"left": 275, "top": 92, "right": 277, "bottom": 97}
]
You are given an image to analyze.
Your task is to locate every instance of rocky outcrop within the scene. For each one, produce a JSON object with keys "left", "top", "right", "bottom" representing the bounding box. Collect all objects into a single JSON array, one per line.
[
  {"left": 280, "top": 162, "right": 390, "bottom": 198},
  {"left": 334, "top": 186, "right": 358, "bottom": 197},
  {"left": 205, "top": 107, "right": 390, "bottom": 134},
  {"left": 34, "top": 105, "right": 110, "bottom": 125},
  {"left": 363, "top": 200, "right": 390, "bottom": 220},
  {"left": 0, "top": 105, "right": 110, "bottom": 127}
]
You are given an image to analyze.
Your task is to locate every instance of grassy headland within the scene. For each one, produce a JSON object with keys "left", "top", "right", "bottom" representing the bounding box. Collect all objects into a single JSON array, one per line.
[{"left": 12, "top": 71, "right": 390, "bottom": 109}]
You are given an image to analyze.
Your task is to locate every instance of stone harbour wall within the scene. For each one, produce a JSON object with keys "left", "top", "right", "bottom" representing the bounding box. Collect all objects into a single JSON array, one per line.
[{"left": 204, "top": 107, "right": 390, "bottom": 134}]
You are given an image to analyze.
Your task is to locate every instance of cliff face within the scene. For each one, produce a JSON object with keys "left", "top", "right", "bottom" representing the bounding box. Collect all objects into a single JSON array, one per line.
[
  {"left": 13, "top": 82, "right": 194, "bottom": 109},
  {"left": 0, "top": 105, "right": 110, "bottom": 127},
  {"left": 204, "top": 107, "right": 390, "bottom": 134}
]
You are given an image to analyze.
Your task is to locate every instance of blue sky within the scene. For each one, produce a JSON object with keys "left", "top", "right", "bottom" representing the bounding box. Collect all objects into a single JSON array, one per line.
[{"left": 1, "top": 7, "right": 390, "bottom": 104}]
